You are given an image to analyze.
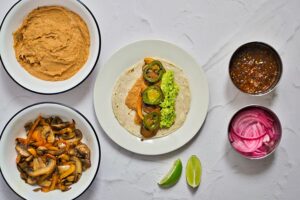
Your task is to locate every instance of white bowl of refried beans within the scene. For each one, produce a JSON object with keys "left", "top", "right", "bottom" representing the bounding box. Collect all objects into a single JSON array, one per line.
[{"left": 0, "top": 0, "right": 101, "bottom": 94}]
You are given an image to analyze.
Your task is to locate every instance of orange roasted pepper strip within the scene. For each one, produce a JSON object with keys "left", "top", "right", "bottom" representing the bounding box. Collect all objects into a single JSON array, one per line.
[
  {"left": 136, "top": 89, "right": 144, "bottom": 120},
  {"left": 41, "top": 187, "right": 50, "bottom": 192},
  {"left": 27, "top": 148, "right": 37, "bottom": 157},
  {"left": 144, "top": 57, "right": 154, "bottom": 64},
  {"left": 27, "top": 116, "right": 42, "bottom": 144},
  {"left": 31, "top": 129, "right": 46, "bottom": 146},
  {"left": 50, "top": 173, "right": 58, "bottom": 191}
]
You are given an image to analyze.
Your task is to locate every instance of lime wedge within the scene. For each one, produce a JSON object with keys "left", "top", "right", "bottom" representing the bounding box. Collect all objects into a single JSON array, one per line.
[
  {"left": 186, "top": 155, "right": 202, "bottom": 188},
  {"left": 158, "top": 159, "right": 182, "bottom": 188}
]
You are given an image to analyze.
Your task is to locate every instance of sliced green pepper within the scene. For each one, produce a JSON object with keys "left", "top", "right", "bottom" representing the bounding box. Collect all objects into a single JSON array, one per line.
[
  {"left": 142, "top": 86, "right": 164, "bottom": 105},
  {"left": 143, "top": 60, "right": 166, "bottom": 83},
  {"left": 142, "top": 112, "right": 160, "bottom": 132},
  {"left": 140, "top": 124, "right": 158, "bottom": 138}
]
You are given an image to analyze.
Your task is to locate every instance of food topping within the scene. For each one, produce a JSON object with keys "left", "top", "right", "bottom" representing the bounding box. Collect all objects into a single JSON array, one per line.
[
  {"left": 230, "top": 43, "right": 281, "bottom": 94},
  {"left": 125, "top": 77, "right": 147, "bottom": 123},
  {"left": 229, "top": 108, "right": 281, "bottom": 158},
  {"left": 15, "top": 116, "right": 91, "bottom": 192},
  {"left": 160, "top": 71, "right": 179, "bottom": 128},
  {"left": 141, "top": 112, "right": 161, "bottom": 138},
  {"left": 142, "top": 85, "right": 164, "bottom": 105},
  {"left": 143, "top": 112, "right": 161, "bottom": 132},
  {"left": 125, "top": 58, "right": 180, "bottom": 138},
  {"left": 143, "top": 60, "right": 166, "bottom": 83},
  {"left": 125, "top": 77, "right": 147, "bottom": 110}
]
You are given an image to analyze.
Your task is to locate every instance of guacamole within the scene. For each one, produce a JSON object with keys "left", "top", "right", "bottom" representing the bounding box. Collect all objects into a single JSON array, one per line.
[{"left": 160, "top": 71, "right": 179, "bottom": 128}]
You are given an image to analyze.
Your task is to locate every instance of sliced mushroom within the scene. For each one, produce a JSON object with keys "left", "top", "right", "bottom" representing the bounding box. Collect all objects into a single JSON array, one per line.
[
  {"left": 33, "top": 158, "right": 40, "bottom": 171},
  {"left": 58, "top": 165, "right": 71, "bottom": 174},
  {"left": 37, "top": 173, "right": 52, "bottom": 184},
  {"left": 71, "top": 156, "right": 82, "bottom": 175},
  {"left": 64, "top": 182, "right": 73, "bottom": 186},
  {"left": 18, "top": 161, "right": 29, "bottom": 170},
  {"left": 41, "top": 125, "right": 50, "bottom": 135},
  {"left": 57, "top": 127, "right": 73, "bottom": 135},
  {"left": 60, "top": 164, "right": 75, "bottom": 179},
  {"left": 75, "top": 144, "right": 90, "bottom": 159},
  {"left": 46, "top": 130, "right": 55, "bottom": 144},
  {"left": 58, "top": 154, "right": 69, "bottom": 161},
  {"left": 36, "top": 146, "right": 47, "bottom": 155},
  {"left": 37, "top": 157, "right": 46, "bottom": 168},
  {"left": 66, "top": 175, "right": 75, "bottom": 182},
  {"left": 51, "top": 122, "right": 70, "bottom": 130},
  {"left": 25, "top": 155, "right": 33, "bottom": 162},
  {"left": 58, "top": 183, "right": 70, "bottom": 192},
  {"left": 17, "top": 165, "right": 28, "bottom": 180},
  {"left": 33, "top": 188, "right": 41, "bottom": 192},
  {"left": 50, "top": 149, "right": 65, "bottom": 156},
  {"left": 16, "top": 154, "right": 22, "bottom": 163},
  {"left": 64, "top": 129, "right": 83, "bottom": 145},
  {"left": 20, "top": 172, "right": 28, "bottom": 181},
  {"left": 50, "top": 116, "right": 63, "bottom": 126},
  {"left": 26, "top": 158, "right": 56, "bottom": 177},
  {"left": 16, "top": 144, "right": 30, "bottom": 157},
  {"left": 26, "top": 177, "right": 37, "bottom": 185},
  {"left": 61, "top": 131, "right": 76, "bottom": 140},
  {"left": 39, "top": 180, "right": 51, "bottom": 187},
  {"left": 80, "top": 158, "right": 91, "bottom": 171}
]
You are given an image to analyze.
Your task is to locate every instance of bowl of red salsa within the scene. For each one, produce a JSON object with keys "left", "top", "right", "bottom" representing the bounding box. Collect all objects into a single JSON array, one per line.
[{"left": 229, "top": 42, "right": 282, "bottom": 95}]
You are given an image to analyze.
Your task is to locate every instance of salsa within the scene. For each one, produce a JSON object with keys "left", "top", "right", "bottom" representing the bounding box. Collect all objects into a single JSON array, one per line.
[{"left": 229, "top": 43, "right": 281, "bottom": 94}]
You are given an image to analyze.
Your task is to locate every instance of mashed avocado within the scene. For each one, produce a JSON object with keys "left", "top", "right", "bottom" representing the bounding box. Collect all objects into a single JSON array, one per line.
[{"left": 160, "top": 71, "right": 179, "bottom": 128}]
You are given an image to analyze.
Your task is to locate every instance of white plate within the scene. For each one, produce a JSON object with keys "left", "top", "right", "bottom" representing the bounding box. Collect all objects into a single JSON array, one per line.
[
  {"left": 0, "top": 102, "right": 101, "bottom": 200},
  {"left": 0, "top": 0, "right": 101, "bottom": 94},
  {"left": 94, "top": 40, "right": 209, "bottom": 155}
]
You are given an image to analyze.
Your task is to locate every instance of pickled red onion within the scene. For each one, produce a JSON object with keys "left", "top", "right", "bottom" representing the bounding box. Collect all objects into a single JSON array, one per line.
[{"left": 229, "top": 108, "right": 280, "bottom": 158}]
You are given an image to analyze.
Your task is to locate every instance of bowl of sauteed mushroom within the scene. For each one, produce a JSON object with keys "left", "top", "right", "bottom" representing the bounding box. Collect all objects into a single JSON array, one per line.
[{"left": 0, "top": 102, "right": 101, "bottom": 200}]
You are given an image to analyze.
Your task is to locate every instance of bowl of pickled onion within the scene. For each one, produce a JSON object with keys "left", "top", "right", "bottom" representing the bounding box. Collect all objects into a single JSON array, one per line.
[{"left": 228, "top": 105, "right": 282, "bottom": 159}]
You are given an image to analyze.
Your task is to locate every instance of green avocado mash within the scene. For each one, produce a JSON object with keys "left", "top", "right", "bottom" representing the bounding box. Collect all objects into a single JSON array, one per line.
[{"left": 160, "top": 71, "right": 179, "bottom": 128}]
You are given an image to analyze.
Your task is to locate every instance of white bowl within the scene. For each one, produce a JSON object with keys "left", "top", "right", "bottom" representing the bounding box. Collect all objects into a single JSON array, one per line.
[
  {"left": 0, "top": 0, "right": 101, "bottom": 94},
  {"left": 0, "top": 102, "right": 101, "bottom": 200}
]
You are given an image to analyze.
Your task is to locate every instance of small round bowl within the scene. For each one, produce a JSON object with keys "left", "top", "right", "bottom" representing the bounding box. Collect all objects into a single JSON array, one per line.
[
  {"left": 229, "top": 42, "right": 282, "bottom": 96},
  {"left": 0, "top": 102, "right": 101, "bottom": 200},
  {"left": 227, "top": 105, "right": 282, "bottom": 159},
  {"left": 0, "top": 0, "right": 101, "bottom": 94}
]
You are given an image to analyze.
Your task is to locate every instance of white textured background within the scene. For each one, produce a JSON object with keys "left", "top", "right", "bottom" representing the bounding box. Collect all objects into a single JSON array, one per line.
[{"left": 1, "top": 0, "right": 300, "bottom": 199}]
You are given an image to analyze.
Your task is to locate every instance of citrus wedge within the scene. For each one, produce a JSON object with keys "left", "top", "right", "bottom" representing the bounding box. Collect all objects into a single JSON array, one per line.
[
  {"left": 158, "top": 159, "right": 182, "bottom": 188},
  {"left": 186, "top": 155, "right": 202, "bottom": 188}
]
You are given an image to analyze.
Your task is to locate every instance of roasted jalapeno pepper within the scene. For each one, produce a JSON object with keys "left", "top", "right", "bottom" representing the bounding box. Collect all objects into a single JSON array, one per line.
[
  {"left": 142, "top": 85, "right": 164, "bottom": 105},
  {"left": 140, "top": 124, "right": 158, "bottom": 138},
  {"left": 143, "top": 112, "right": 160, "bottom": 132},
  {"left": 143, "top": 60, "right": 165, "bottom": 83}
]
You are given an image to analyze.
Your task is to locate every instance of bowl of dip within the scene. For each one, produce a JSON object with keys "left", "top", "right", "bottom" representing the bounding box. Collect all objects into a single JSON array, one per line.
[
  {"left": 0, "top": 0, "right": 101, "bottom": 94},
  {"left": 228, "top": 105, "right": 282, "bottom": 159},
  {"left": 229, "top": 42, "right": 282, "bottom": 95}
]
